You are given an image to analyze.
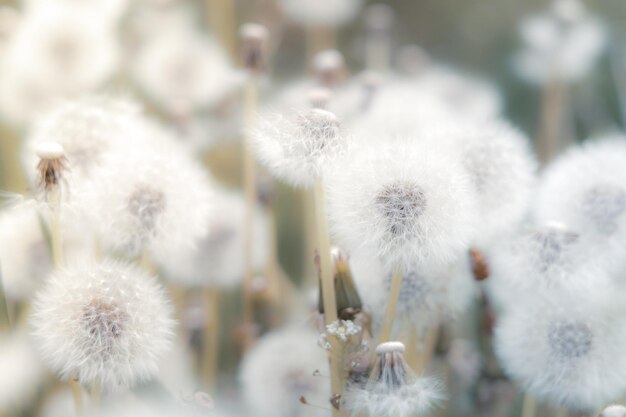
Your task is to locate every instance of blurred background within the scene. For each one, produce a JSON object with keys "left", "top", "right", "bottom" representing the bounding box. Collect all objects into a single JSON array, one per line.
[{"left": 1, "top": 1, "right": 626, "bottom": 416}]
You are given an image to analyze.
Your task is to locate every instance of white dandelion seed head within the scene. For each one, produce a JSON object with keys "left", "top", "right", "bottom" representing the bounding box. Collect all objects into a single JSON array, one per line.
[
  {"left": 344, "top": 341, "right": 444, "bottom": 417},
  {"left": 82, "top": 121, "right": 214, "bottom": 258},
  {"left": 514, "top": 0, "right": 606, "bottom": 83},
  {"left": 158, "top": 189, "right": 268, "bottom": 289},
  {"left": 278, "top": 0, "right": 363, "bottom": 27},
  {"left": 0, "top": 200, "right": 52, "bottom": 301},
  {"left": 30, "top": 259, "right": 175, "bottom": 391},
  {"left": 252, "top": 108, "right": 347, "bottom": 187},
  {"left": 351, "top": 249, "right": 476, "bottom": 337},
  {"left": 0, "top": 333, "right": 45, "bottom": 412},
  {"left": 327, "top": 138, "right": 477, "bottom": 270},
  {"left": 602, "top": 405, "right": 626, "bottom": 417},
  {"left": 535, "top": 138, "right": 626, "bottom": 260},
  {"left": 494, "top": 294, "right": 626, "bottom": 410},
  {"left": 443, "top": 120, "right": 537, "bottom": 246},
  {"left": 239, "top": 327, "right": 330, "bottom": 417},
  {"left": 485, "top": 221, "right": 613, "bottom": 311},
  {"left": 3, "top": 2, "right": 119, "bottom": 93},
  {"left": 23, "top": 96, "right": 142, "bottom": 187},
  {"left": 132, "top": 28, "right": 241, "bottom": 115}
]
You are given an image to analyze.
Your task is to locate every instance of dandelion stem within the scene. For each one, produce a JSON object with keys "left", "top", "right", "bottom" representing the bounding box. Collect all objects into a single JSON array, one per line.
[
  {"left": 242, "top": 73, "right": 259, "bottom": 333},
  {"left": 313, "top": 178, "right": 342, "bottom": 417},
  {"left": 379, "top": 266, "right": 403, "bottom": 342},
  {"left": 420, "top": 326, "right": 439, "bottom": 372},
  {"left": 69, "top": 375, "right": 83, "bottom": 415},
  {"left": 202, "top": 287, "right": 221, "bottom": 391},
  {"left": 49, "top": 187, "right": 64, "bottom": 267},
  {"left": 521, "top": 394, "right": 536, "bottom": 417},
  {"left": 537, "top": 80, "right": 567, "bottom": 165}
]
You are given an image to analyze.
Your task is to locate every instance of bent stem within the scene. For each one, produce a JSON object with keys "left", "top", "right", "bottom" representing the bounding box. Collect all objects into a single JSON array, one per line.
[
  {"left": 202, "top": 287, "right": 221, "bottom": 390},
  {"left": 521, "top": 394, "right": 536, "bottom": 417},
  {"left": 241, "top": 75, "right": 259, "bottom": 332},
  {"left": 379, "top": 266, "right": 404, "bottom": 343},
  {"left": 313, "top": 178, "right": 342, "bottom": 417}
]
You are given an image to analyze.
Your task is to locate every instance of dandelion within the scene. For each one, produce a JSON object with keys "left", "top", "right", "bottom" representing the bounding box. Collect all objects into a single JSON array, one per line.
[
  {"left": 495, "top": 294, "right": 626, "bottom": 411},
  {"left": 158, "top": 189, "right": 268, "bottom": 289},
  {"left": 0, "top": 2, "right": 119, "bottom": 124},
  {"left": 514, "top": 0, "right": 606, "bottom": 84},
  {"left": 486, "top": 222, "right": 612, "bottom": 310},
  {"left": 535, "top": 138, "right": 626, "bottom": 259},
  {"left": 132, "top": 28, "right": 240, "bottom": 116},
  {"left": 31, "top": 259, "right": 175, "bottom": 391},
  {"left": 239, "top": 327, "right": 330, "bottom": 417},
  {"left": 252, "top": 108, "right": 347, "bottom": 188},
  {"left": 82, "top": 121, "right": 214, "bottom": 259},
  {"left": 444, "top": 120, "right": 537, "bottom": 246},
  {"left": 344, "top": 341, "right": 444, "bottom": 417},
  {"left": 326, "top": 137, "right": 476, "bottom": 271},
  {"left": 23, "top": 96, "right": 141, "bottom": 188}
]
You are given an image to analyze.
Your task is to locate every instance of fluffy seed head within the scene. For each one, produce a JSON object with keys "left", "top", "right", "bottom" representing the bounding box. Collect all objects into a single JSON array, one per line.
[
  {"left": 81, "top": 121, "right": 214, "bottom": 258},
  {"left": 0, "top": 333, "right": 45, "bottom": 412},
  {"left": 30, "top": 259, "right": 175, "bottom": 391},
  {"left": 494, "top": 295, "right": 626, "bottom": 410},
  {"left": 158, "top": 189, "right": 268, "bottom": 289},
  {"left": 252, "top": 108, "right": 346, "bottom": 187},
  {"left": 534, "top": 138, "right": 626, "bottom": 261},
  {"left": 133, "top": 29, "right": 239, "bottom": 114},
  {"left": 327, "top": 138, "right": 477, "bottom": 270}
]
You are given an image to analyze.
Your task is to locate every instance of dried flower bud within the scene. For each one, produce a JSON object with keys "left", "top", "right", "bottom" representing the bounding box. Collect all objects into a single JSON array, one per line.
[
  {"left": 239, "top": 23, "right": 269, "bottom": 73},
  {"left": 35, "top": 142, "right": 67, "bottom": 196},
  {"left": 312, "top": 49, "right": 345, "bottom": 87},
  {"left": 470, "top": 248, "right": 489, "bottom": 281}
]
